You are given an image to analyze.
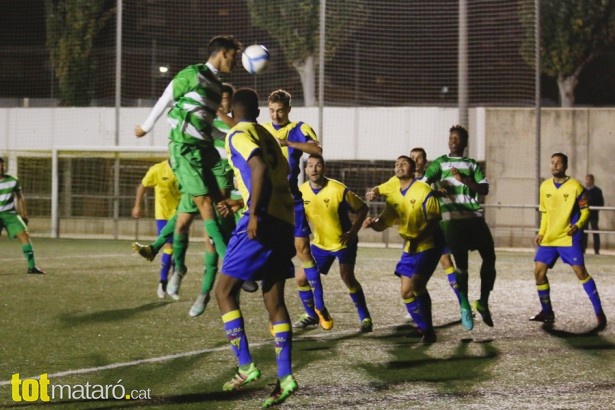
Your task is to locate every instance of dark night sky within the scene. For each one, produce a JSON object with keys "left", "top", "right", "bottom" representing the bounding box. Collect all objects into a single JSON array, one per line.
[{"left": 1, "top": 0, "right": 614, "bottom": 106}]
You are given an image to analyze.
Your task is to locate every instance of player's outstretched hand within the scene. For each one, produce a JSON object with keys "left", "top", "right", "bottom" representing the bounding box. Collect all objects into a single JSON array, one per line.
[{"left": 135, "top": 125, "right": 147, "bottom": 138}]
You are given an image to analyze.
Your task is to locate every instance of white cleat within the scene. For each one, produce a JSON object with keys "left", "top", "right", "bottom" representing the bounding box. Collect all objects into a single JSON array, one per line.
[
  {"left": 189, "top": 292, "right": 211, "bottom": 317},
  {"left": 157, "top": 282, "right": 166, "bottom": 299},
  {"left": 166, "top": 268, "right": 186, "bottom": 300}
]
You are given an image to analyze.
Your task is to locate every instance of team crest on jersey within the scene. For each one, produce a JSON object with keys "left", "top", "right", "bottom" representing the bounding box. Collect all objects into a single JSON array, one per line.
[
  {"left": 304, "top": 200, "right": 310, "bottom": 206},
  {"left": 324, "top": 198, "right": 330, "bottom": 208},
  {"left": 546, "top": 194, "right": 551, "bottom": 198},
  {"left": 563, "top": 193, "right": 569, "bottom": 201}
]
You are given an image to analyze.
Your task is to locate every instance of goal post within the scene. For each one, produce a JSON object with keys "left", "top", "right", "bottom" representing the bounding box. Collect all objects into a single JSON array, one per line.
[{"left": 51, "top": 146, "right": 168, "bottom": 239}]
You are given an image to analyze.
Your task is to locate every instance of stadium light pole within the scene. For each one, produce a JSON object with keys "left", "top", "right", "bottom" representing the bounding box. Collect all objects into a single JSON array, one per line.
[
  {"left": 318, "top": 0, "right": 326, "bottom": 144},
  {"left": 535, "top": 0, "right": 541, "bottom": 225},
  {"left": 113, "top": 0, "right": 123, "bottom": 240}
]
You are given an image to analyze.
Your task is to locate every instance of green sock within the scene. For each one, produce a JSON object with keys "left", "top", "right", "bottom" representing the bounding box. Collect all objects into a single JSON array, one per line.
[
  {"left": 201, "top": 251, "right": 218, "bottom": 293},
  {"left": 22, "top": 243, "right": 35, "bottom": 269},
  {"left": 204, "top": 219, "right": 227, "bottom": 260},
  {"left": 152, "top": 213, "right": 178, "bottom": 252},
  {"left": 172, "top": 232, "right": 189, "bottom": 272}
]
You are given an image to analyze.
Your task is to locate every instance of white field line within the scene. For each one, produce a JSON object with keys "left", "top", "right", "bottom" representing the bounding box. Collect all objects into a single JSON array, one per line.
[{"left": 0, "top": 325, "right": 397, "bottom": 386}]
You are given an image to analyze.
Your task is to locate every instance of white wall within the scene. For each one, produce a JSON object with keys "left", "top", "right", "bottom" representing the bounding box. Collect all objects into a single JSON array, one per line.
[{"left": 1, "top": 106, "right": 467, "bottom": 161}]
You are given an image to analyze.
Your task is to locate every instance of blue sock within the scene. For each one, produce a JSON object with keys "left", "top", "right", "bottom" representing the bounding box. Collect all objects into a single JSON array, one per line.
[
  {"left": 303, "top": 261, "right": 325, "bottom": 311},
  {"left": 272, "top": 322, "right": 292, "bottom": 379},
  {"left": 160, "top": 250, "right": 173, "bottom": 282},
  {"left": 404, "top": 296, "right": 429, "bottom": 331},
  {"left": 537, "top": 283, "right": 552, "bottom": 313},
  {"left": 416, "top": 290, "right": 433, "bottom": 327},
  {"left": 298, "top": 285, "right": 317, "bottom": 318},
  {"left": 445, "top": 267, "right": 461, "bottom": 303},
  {"left": 581, "top": 276, "right": 604, "bottom": 314},
  {"left": 222, "top": 310, "right": 252, "bottom": 366},
  {"left": 348, "top": 287, "right": 370, "bottom": 321}
]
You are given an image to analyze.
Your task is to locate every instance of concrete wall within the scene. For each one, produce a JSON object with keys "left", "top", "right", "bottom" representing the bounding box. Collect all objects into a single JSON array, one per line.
[
  {"left": 0, "top": 106, "right": 460, "bottom": 161},
  {"left": 484, "top": 108, "right": 615, "bottom": 249}
]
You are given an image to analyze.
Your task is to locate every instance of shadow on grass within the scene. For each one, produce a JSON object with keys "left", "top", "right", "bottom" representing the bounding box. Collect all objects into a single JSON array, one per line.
[
  {"left": 58, "top": 302, "right": 169, "bottom": 327},
  {"left": 359, "top": 323, "right": 500, "bottom": 387},
  {"left": 541, "top": 324, "right": 615, "bottom": 351}
]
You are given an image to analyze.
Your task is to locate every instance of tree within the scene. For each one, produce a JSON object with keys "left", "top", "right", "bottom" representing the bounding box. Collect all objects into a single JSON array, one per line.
[
  {"left": 520, "top": 0, "right": 615, "bottom": 107},
  {"left": 45, "top": 0, "right": 114, "bottom": 106},
  {"left": 247, "top": 0, "right": 366, "bottom": 106}
]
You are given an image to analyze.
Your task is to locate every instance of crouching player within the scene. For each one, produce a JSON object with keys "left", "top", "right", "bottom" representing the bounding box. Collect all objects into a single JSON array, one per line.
[
  {"left": 363, "top": 155, "right": 444, "bottom": 344},
  {"left": 214, "top": 88, "right": 298, "bottom": 407}
]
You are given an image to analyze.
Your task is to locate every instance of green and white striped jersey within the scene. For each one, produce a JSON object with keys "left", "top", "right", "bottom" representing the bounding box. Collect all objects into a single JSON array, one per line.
[
  {"left": 167, "top": 63, "right": 223, "bottom": 147},
  {"left": 423, "top": 155, "right": 487, "bottom": 220},
  {"left": 212, "top": 116, "right": 231, "bottom": 160},
  {"left": 0, "top": 174, "right": 20, "bottom": 213}
]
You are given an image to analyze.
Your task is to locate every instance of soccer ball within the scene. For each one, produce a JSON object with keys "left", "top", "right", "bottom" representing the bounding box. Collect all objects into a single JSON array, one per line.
[{"left": 241, "top": 44, "right": 270, "bottom": 75}]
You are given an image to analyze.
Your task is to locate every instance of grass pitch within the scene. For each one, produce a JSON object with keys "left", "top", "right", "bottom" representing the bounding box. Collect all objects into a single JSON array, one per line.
[{"left": 1, "top": 238, "right": 614, "bottom": 409}]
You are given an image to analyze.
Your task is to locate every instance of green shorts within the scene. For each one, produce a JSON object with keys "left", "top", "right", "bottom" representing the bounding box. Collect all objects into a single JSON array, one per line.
[
  {"left": 0, "top": 211, "right": 27, "bottom": 238},
  {"left": 169, "top": 140, "right": 221, "bottom": 197},
  {"left": 177, "top": 194, "right": 199, "bottom": 214},
  {"left": 212, "top": 158, "right": 234, "bottom": 192}
]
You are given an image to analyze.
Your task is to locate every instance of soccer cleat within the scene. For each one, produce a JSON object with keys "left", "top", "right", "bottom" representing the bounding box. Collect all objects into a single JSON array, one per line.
[
  {"left": 188, "top": 292, "right": 211, "bottom": 317},
  {"left": 241, "top": 280, "right": 259, "bottom": 293},
  {"left": 156, "top": 282, "right": 166, "bottom": 299},
  {"left": 222, "top": 363, "right": 261, "bottom": 391},
  {"left": 420, "top": 328, "right": 437, "bottom": 345},
  {"left": 132, "top": 242, "right": 157, "bottom": 262},
  {"left": 292, "top": 313, "right": 319, "bottom": 329},
  {"left": 596, "top": 311, "right": 607, "bottom": 331},
  {"left": 460, "top": 303, "right": 474, "bottom": 331},
  {"left": 529, "top": 310, "right": 555, "bottom": 323},
  {"left": 166, "top": 268, "right": 186, "bottom": 300},
  {"left": 360, "top": 317, "right": 373, "bottom": 333},
  {"left": 472, "top": 300, "right": 494, "bottom": 327},
  {"left": 261, "top": 375, "right": 298, "bottom": 408},
  {"left": 27, "top": 266, "right": 46, "bottom": 274},
  {"left": 315, "top": 308, "right": 334, "bottom": 330}
]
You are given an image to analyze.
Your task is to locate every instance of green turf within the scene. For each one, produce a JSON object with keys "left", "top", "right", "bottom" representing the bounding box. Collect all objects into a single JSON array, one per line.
[{"left": 1, "top": 238, "right": 614, "bottom": 408}]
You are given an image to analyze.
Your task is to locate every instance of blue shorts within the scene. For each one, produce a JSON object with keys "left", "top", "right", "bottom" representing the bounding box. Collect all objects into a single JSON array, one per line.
[
  {"left": 311, "top": 243, "right": 358, "bottom": 275},
  {"left": 395, "top": 247, "right": 442, "bottom": 279},
  {"left": 534, "top": 245, "right": 585, "bottom": 268},
  {"left": 221, "top": 214, "right": 296, "bottom": 282},
  {"left": 155, "top": 220, "right": 173, "bottom": 243},
  {"left": 293, "top": 198, "right": 311, "bottom": 238}
]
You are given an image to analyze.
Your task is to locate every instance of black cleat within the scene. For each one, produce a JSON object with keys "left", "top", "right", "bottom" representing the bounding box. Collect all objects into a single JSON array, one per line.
[
  {"left": 529, "top": 310, "right": 555, "bottom": 323},
  {"left": 27, "top": 266, "right": 46, "bottom": 274},
  {"left": 596, "top": 311, "right": 607, "bottom": 331},
  {"left": 420, "top": 328, "right": 437, "bottom": 345}
]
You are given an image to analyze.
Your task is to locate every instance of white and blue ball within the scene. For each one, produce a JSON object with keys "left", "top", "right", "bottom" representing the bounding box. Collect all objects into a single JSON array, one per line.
[{"left": 241, "top": 44, "right": 270, "bottom": 75}]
